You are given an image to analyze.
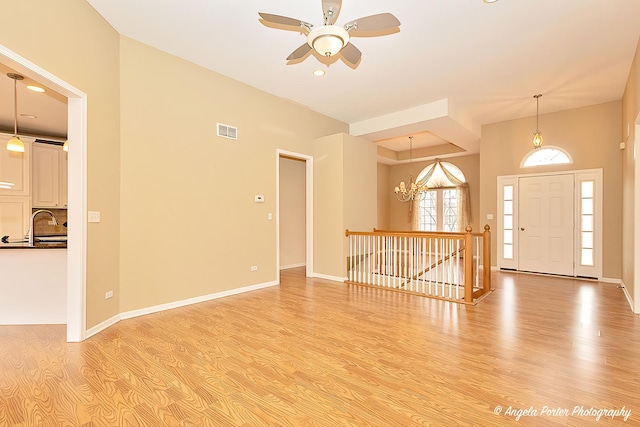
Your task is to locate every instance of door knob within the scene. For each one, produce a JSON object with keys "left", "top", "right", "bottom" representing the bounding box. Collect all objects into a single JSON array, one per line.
[{"left": 520, "top": 227, "right": 525, "bottom": 231}]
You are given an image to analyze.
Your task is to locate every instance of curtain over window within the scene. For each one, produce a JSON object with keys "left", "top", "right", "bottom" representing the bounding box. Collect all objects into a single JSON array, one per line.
[{"left": 412, "top": 160, "right": 471, "bottom": 232}]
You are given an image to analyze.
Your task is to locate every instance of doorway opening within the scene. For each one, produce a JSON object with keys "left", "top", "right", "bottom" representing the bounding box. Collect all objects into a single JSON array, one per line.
[
  {"left": 276, "top": 150, "right": 313, "bottom": 282},
  {"left": 0, "top": 44, "right": 87, "bottom": 342}
]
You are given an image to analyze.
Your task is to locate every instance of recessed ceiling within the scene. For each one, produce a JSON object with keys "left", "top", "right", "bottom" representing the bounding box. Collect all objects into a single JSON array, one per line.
[{"left": 375, "top": 131, "right": 464, "bottom": 165}]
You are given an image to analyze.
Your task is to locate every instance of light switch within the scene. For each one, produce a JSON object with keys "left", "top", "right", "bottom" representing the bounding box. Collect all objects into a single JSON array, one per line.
[
  {"left": 254, "top": 195, "right": 265, "bottom": 203},
  {"left": 268, "top": 213, "right": 273, "bottom": 220},
  {"left": 88, "top": 211, "right": 101, "bottom": 223},
  {"left": 487, "top": 214, "right": 494, "bottom": 220}
]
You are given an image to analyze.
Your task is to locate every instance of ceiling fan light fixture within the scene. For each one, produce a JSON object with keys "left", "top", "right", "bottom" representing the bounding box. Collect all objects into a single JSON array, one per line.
[
  {"left": 307, "top": 25, "right": 349, "bottom": 57},
  {"left": 260, "top": 2, "right": 400, "bottom": 66}
]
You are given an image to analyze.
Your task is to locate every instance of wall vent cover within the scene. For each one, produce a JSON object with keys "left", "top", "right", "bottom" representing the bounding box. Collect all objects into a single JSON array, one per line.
[{"left": 217, "top": 123, "right": 238, "bottom": 140}]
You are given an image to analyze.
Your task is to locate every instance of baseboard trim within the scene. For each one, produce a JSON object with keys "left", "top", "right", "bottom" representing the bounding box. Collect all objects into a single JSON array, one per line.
[
  {"left": 280, "top": 263, "right": 306, "bottom": 270},
  {"left": 121, "top": 280, "right": 279, "bottom": 321},
  {"left": 618, "top": 279, "right": 636, "bottom": 313},
  {"left": 601, "top": 277, "right": 621, "bottom": 284},
  {"left": 312, "top": 273, "right": 348, "bottom": 283},
  {"left": 85, "top": 314, "right": 120, "bottom": 339},
  {"left": 84, "top": 280, "right": 279, "bottom": 339}
]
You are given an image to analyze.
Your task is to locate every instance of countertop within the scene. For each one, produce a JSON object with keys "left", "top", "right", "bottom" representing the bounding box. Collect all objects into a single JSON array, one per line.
[
  {"left": 1, "top": 235, "right": 67, "bottom": 249},
  {"left": 0, "top": 242, "right": 67, "bottom": 249}
]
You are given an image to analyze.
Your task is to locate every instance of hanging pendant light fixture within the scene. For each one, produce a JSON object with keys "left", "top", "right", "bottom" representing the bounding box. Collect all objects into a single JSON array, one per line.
[
  {"left": 394, "top": 136, "right": 428, "bottom": 202},
  {"left": 532, "top": 93, "right": 543, "bottom": 149},
  {"left": 6, "top": 73, "right": 25, "bottom": 153}
]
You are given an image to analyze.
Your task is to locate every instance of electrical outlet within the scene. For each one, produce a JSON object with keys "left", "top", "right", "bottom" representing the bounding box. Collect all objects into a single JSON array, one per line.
[
  {"left": 88, "top": 211, "right": 101, "bottom": 223},
  {"left": 105, "top": 290, "right": 113, "bottom": 299},
  {"left": 250, "top": 266, "right": 258, "bottom": 271}
]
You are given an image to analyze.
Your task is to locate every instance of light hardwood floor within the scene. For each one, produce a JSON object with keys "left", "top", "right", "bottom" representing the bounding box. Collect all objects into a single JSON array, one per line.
[{"left": 1, "top": 268, "right": 639, "bottom": 426}]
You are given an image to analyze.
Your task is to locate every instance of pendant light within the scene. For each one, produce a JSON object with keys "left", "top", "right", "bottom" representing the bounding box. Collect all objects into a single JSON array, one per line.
[
  {"left": 532, "top": 94, "right": 543, "bottom": 149},
  {"left": 6, "top": 73, "right": 25, "bottom": 153},
  {"left": 63, "top": 140, "right": 69, "bottom": 152}
]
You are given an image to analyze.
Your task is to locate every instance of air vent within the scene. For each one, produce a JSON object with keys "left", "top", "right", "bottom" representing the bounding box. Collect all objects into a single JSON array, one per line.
[
  {"left": 217, "top": 123, "right": 238, "bottom": 140},
  {"left": 34, "top": 139, "right": 64, "bottom": 147}
]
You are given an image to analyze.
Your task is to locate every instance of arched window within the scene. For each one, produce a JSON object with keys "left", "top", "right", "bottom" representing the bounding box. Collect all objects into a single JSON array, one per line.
[
  {"left": 415, "top": 161, "right": 468, "bottom": 232},
  {"left": 521, "top": 146, "right": 572, "bottom": 168}
]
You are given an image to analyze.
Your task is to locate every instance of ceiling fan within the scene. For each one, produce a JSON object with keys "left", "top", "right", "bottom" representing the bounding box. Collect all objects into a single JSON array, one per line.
[{"left": 258, "top": 0, "right": 400, "bottom": 67}]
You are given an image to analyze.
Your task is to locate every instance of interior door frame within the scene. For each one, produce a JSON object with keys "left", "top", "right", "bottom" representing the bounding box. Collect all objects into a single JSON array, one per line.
[
  {"left": 0, "top": 44, "right": 87, "bottom": 342},
  {"left": 497, "top": 168, "right": 603, "bottom": 279},
  {"left": 276, "top": 149, "right": 313, "bottom": 283}
]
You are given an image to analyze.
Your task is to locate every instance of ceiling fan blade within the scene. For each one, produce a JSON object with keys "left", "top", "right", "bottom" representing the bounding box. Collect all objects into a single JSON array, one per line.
[
  {"left": 322, "top": 0, "right": 342, "bottom": 25},
  {"left": 259, "top": 12, "right": 312, "bottom": 30},
  {"left": 344, "top": 13, "right": 401, "bottom": 33},
  {"left": 341, "top": 43, "right": 362, "bottom": 67},
  {"left": 287, "top": 43, "right": 313, "bottom": 61}
]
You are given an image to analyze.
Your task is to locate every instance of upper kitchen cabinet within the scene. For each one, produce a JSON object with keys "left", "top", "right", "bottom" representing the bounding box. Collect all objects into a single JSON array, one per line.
[
  {"left": 32, "top": 142, "right": 67, "bottom": 208},
  {"left": 0, "top": 134, "right": 32, "bottom": 196}
]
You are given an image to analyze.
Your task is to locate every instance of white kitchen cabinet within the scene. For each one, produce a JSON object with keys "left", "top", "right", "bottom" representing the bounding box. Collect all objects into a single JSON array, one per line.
[
  {"left": 32, "top": 143, "right": 67, "bottom": 208},
  {"left": 0, "top": 134, "right": 32, "bottom": 196},
  {"left": 0, "top": 196, "right": 30, "bottom": 240}
]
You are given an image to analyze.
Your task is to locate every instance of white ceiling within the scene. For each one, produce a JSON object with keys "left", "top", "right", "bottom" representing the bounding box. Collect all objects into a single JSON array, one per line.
[
  {"left": 0, "top": 63, "right": 67, "bottom": 140},
  {"left": 4, "top": 1, "right": 640, "bottom": 160}
]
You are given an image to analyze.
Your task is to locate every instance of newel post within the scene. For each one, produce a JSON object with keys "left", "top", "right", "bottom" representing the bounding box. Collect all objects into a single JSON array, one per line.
[
  {"left": 464, "top": 226, "right": 473, "bottom": 303},
  {"left": 483, "top": 224, "right": 491, "bottom": 293}
]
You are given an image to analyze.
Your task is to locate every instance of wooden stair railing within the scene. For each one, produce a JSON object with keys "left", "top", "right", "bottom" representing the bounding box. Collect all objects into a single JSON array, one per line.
[{"left": 345, "top": 225, "right": 493, "bottom": 304}]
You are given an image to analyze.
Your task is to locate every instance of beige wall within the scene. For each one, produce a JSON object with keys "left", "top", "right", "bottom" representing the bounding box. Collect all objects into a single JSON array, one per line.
[
  {"left": 343, "top": 134, "right": 378, "bottom": 272},
  {"left": 279, "top": 157, "right": 306, "bottom": 268},
  {"left": 480, "top": 101, "right": 622, "bottom": 278},
  {"left": 0, "top": 0, "right": 122, "bottom": 328},
  {"left": 313, "top": 133, "right": 377, "bottom": 279},
  {"left": 377, "top": 163, "right": 390, "bottom": 229},
  {"left": 386, "top": 154, "right": 481, "bottom": 232},
  {"left": 313, "top": 134, "right": 344, "bottom": 277},
  {"left": 119, "top": 37, "right": 348, "bottom": 312},
  {"left": 622, "top": 38, "right": 640, "bottom": 305}
]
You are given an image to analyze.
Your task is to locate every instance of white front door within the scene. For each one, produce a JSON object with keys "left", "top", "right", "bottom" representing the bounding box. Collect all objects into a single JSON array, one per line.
[{"left": 518, "top": 174, "right": 574, "bottom": 276}]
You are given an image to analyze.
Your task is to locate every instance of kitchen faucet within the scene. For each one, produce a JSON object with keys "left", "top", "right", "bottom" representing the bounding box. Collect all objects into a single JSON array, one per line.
[{"left": 27, "top": 209, "right": 58, "bottom": 246}]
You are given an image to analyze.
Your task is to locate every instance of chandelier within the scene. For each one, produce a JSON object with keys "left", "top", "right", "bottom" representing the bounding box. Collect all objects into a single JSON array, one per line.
[{"left": 394, "top": 136, "right": 428, "bottom": 202}]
